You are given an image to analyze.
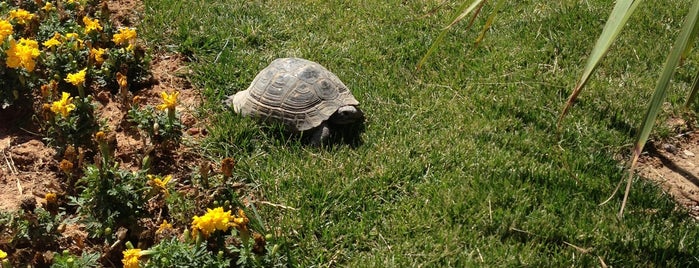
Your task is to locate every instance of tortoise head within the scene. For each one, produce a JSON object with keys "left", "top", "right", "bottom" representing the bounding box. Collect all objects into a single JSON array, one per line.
[{"left": 330, "top": 105, "right": 364, "bottom": 125}]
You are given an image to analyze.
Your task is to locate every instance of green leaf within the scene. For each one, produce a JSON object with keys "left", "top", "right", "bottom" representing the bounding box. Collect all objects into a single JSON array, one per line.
[
  {"left": 474, "top": 0, "right": 505, "bottom": 46},
  {"left": 620, "top": 0, "right": 699, "bottom": 217},
  {"left": 684, "top": 69, "right": 699, "bottom": 109},
  {"left": 558, "top": 0, "right": 643, "bottom": 127},
  {"left": 416, "top": 0, "right": 487, "bottom": 71}
]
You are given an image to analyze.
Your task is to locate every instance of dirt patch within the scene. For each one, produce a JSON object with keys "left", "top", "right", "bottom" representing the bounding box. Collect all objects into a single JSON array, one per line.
[
  {"left": 637, "top": 130, "right": 699, "bottom": 220},
  {"left": 0, "top": 0, "right": 202, "bottom": 211}
]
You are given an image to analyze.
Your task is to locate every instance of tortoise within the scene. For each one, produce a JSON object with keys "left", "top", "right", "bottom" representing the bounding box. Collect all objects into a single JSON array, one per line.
[{"left": 225, "top": 58, "right": 364, "bottom": 145}]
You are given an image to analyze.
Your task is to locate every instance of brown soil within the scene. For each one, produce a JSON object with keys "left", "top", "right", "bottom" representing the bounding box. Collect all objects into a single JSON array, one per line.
[
  {"left": 0, "top": 1, "right": 202, "bottom": 211},
  {"left": 637, "top": 130, "right": 699, "bottom": 220}
]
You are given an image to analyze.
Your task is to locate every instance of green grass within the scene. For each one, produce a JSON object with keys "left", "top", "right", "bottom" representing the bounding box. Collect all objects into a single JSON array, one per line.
[{"left": 141, "top": 0, "right": 699, "bottom": 266}]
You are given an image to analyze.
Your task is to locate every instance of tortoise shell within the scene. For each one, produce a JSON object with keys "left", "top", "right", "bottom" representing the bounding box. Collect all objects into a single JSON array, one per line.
[{"left": 230, "top": 58, "right": 359, "bottom": 132}]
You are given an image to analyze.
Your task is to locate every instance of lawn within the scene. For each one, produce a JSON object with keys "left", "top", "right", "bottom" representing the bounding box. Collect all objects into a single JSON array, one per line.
[{"left": 141, "top": 0, "right": 699, "bottom": 266}]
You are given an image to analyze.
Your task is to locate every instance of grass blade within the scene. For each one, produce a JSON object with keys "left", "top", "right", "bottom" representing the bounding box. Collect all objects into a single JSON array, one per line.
[
  {"left": 619, "top": 0, "right": 699, "bottom": 218},
  {"left": 474, "top": 0, "right": 505, "bottom": 46},
  {"left": 684, "top": 69, "right": 699, "bottom": 109},
  {"left": 416, "top": 0, "right": 487, "bottom": 71},
  {"left": 558, "top": 0, "right": 642, "bottom": 127}
]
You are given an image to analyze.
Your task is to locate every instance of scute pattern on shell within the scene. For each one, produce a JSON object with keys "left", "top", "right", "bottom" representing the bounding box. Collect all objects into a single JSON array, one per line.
[{"left": 234, "top": 58, "right": 359, "bottom": 132}]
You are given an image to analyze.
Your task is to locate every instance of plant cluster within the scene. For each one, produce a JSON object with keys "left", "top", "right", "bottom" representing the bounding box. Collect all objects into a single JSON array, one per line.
[{"left": 0, "top": 1, "right": 282, "bottom": 267}]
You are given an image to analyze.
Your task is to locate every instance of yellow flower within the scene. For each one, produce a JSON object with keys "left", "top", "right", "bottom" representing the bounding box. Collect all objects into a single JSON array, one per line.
[
  {"left": 156, "top": 220, "right": 173, "bottom": 234},
  {"left": 6, "top": 38, "right": 40, "bottom": 72},
  {"left": 191, "top": 207, "right": 234, "bottom": 237},
  {"left": 65, "top": 68, "right": 87, "bottom": 87},
  {"left": 116, "top": 72, "right": 128, "bottom": 89},
  {"left": 42, "top": 2, "right": 56, "bottom": 12},
  {"left": 0, "top": 20, "right": 12, "bottom": 43},
  {"left": 94, "top": 131, "right": 108, "bottom": 143},
  {"left": 90, "top": 48, "right": 107, "bottom": 65},
  {"left": 148, "top": 174, "right": 172, "bottom": 197},
  {"left": 232, "top": 208, "right": 250, "bottom": 232},
  {"left": 9, "top": 9, "right": 35, "bottom": 25},
  {"left": 51, "top": 92, "right": 76, "bottom": 117},
  {"left": 45, "top": 192, "right": 58, "bottom": 204},
  {"left": 156, "top": 91, "right": 179, "bottom": 111},
  {"left": 43, "top": 32, "right": 63, "bottom": 48},
  {"left": 65, "top": 33, "right": 79, "bottom": 40},
  {"left": 64, "top": 32, "right": 84, "bottom": 50},
  {"left": 82, "top": 16, "right": 102, "bottom": 34},
  {"left": 0, "top": 249, "right": 6, "bottom": 259},
  {"left": 112, "top": 27, "right": 137, "bottom": 46},
  {"left": 122, "top": 248, "right": 142, "bottom": 268}
]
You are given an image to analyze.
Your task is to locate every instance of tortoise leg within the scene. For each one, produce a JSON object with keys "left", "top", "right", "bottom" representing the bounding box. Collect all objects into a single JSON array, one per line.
[{"left": 310, "top": 123, "right": 331, "bottom": 146}]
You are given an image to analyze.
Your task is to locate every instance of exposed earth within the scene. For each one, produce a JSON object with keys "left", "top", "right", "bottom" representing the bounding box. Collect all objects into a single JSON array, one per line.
[{"left": 637, "top": 130, "right": 699, "bottom": 220}]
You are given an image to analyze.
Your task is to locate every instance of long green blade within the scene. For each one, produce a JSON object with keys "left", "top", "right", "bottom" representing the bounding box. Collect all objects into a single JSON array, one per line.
[
  {"left": 620, "top": 0, "right": 699, "bottom": 218},
  {"left": 474, "top": 0, "right": 505, "bottom": 46},
  {"left": 416, "top": 0, "right": 486, "bottom": 71},
  {"left": 683, "top": 69, "right": 699, "bottom": 109},
  {"left": 558, "top": 0, "right": 642, "bottom": 127}
]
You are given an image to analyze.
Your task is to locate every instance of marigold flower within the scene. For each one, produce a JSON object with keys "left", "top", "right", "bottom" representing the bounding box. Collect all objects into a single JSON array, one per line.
[
  {"left": 64, "top": 33, "right": 83, "bottom": 50},
  {"left": 221, "top": 157, "right": 235, "bottom": 177},
  {"left": 59, "top": 159, "right": 74, "bottom": 173},
  {"left": 148, "top": 174, "right": 172, "bottom": 197},
  {"left": 122, "top": 248, "right": 142, "bottom": 268},
  {"left": 191, "top": 207, "right": 235, "bottom": 237},
  {"left": 65, "top": 68, "right": 87, "bottom": 87},
  {"left": 82, "top": 16, "right": 102, "bottom": 33},
  {"left": 50, "top": 92, "right": 76, "bottom": 117},
  {"left": 156, "top": 91, "right": 179, "bottom": 111},
  {"left": 65, "top": 33, "right": 79, "bottom": 40},
  {"left": 0, "top": 249, "right": 6, "bottom": 259},
  {"left": 112, "top": 27, "right": 137, "bottom": 46},
  {"left": 156, "top": 219, "right": 173, "bottom": 234},
  {"left": 117, "top": 72, "right": 128, "bottom": 89},
  {"left": 45, "top": 192, "right": 58, "bottom": 204},
  {"left": 40, "top": 80, "right": 58, "bottom": 98},
  {"left": 6, "top": 38, "right": 40, "bottom": 72},
  {"left": 0, "top": 20, "right": 12, "bottom": 43},
  {"left": 90, "top": 47, "right": 107, "bottom": 65},
  {"left": 43, "top": 32, "right": 63, "bottom": 48},
  {"left": 94, "top": 131, "right": 108, "bottom": 143},
  {"left": 9, "top": 9, "right": 35, "bottom": 25},
  {"left": 42, "top": 2, "right": 55, "bottom": 12},
  {"left": 232, "top": 208, "right": 250, "bottom": 232}
]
